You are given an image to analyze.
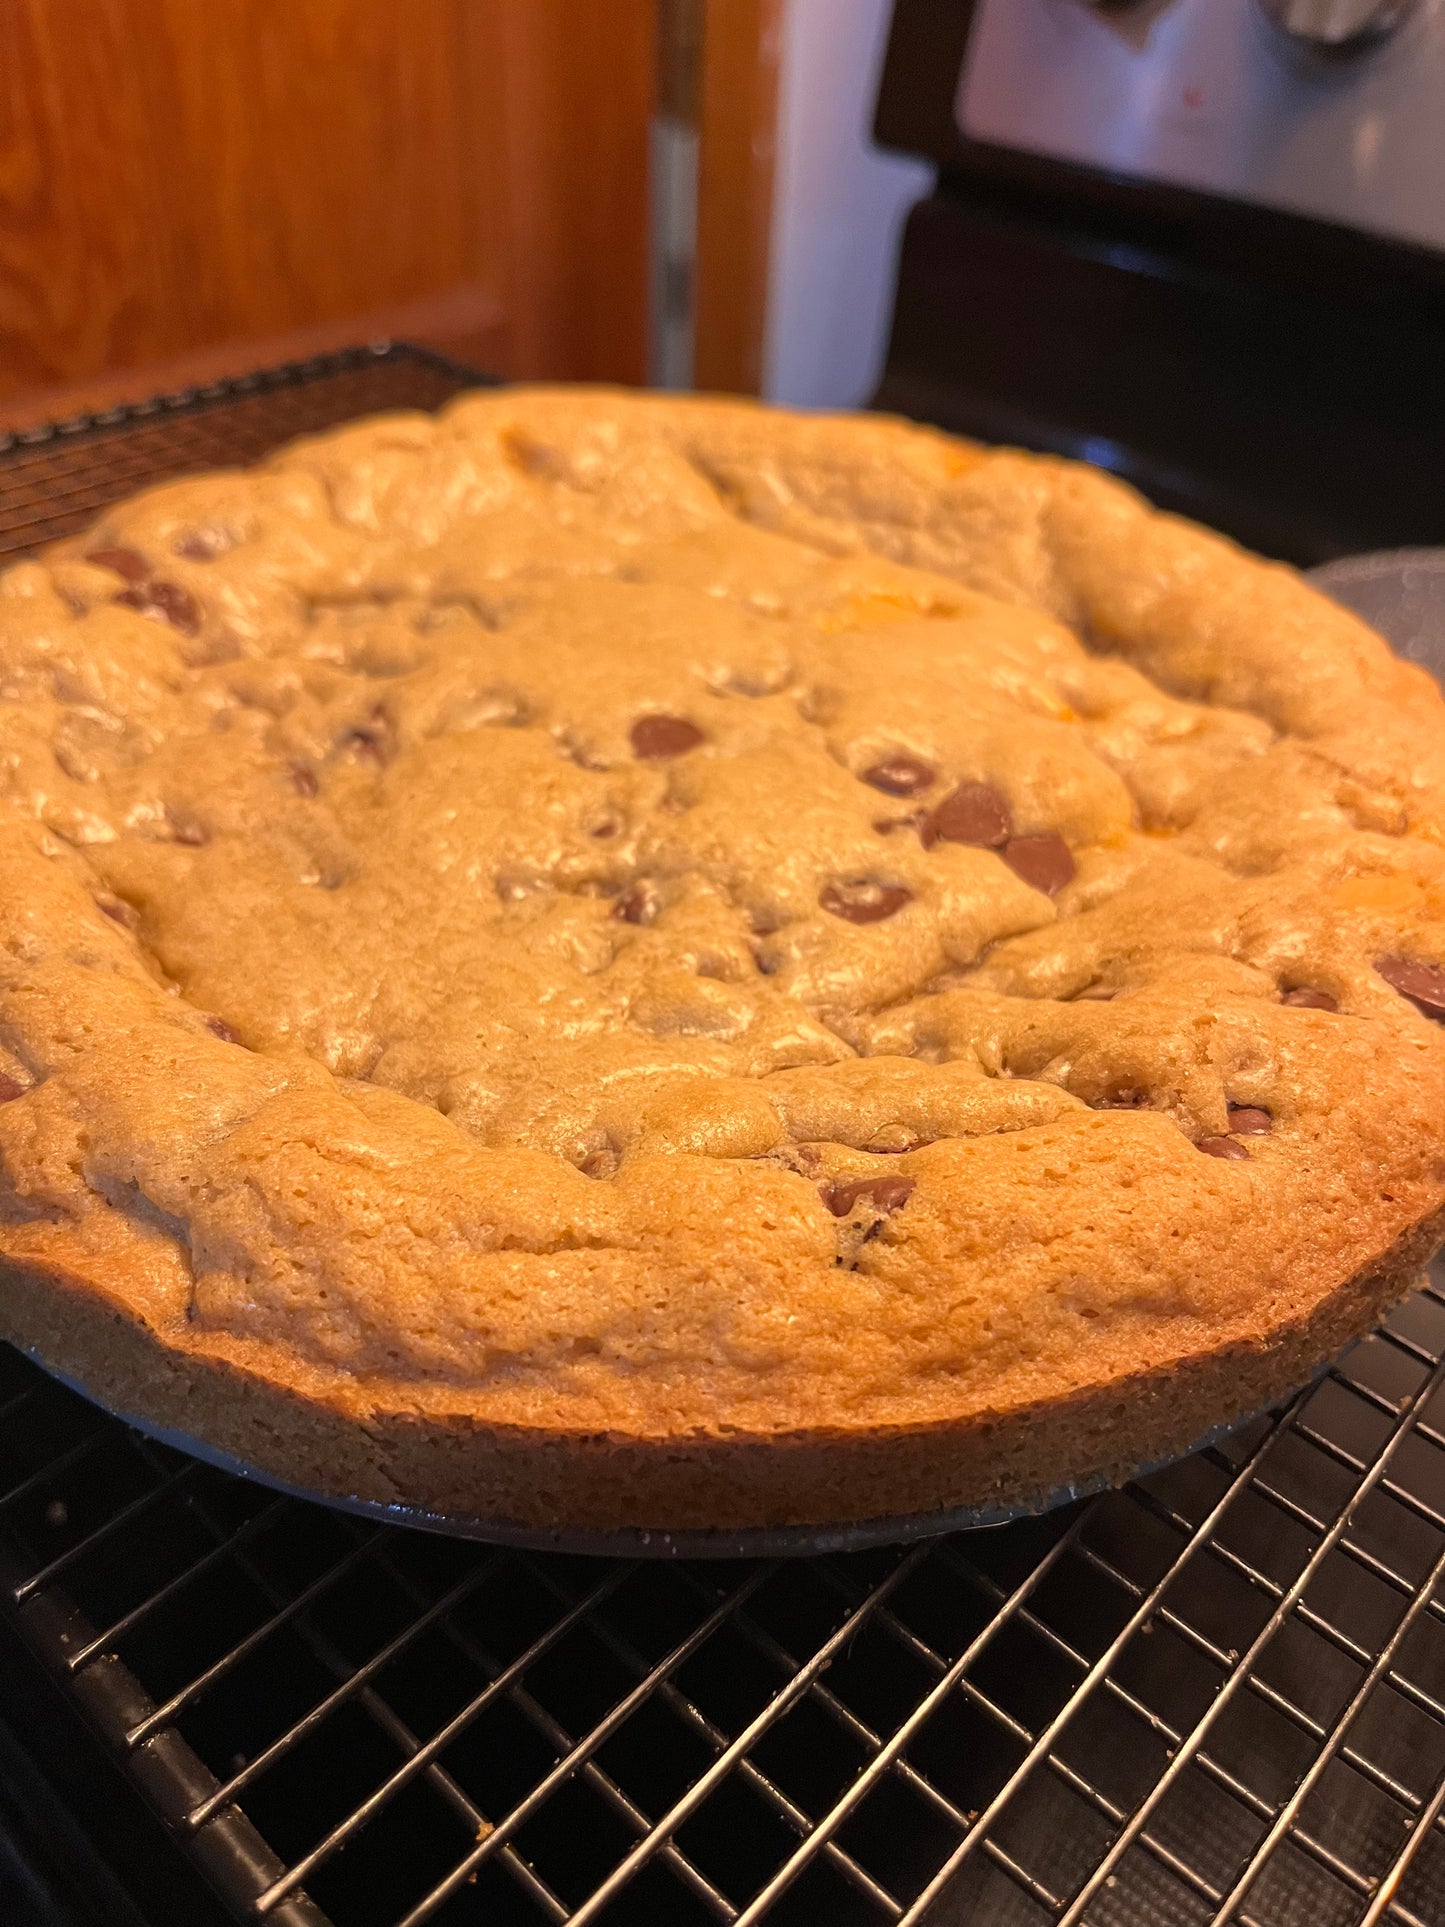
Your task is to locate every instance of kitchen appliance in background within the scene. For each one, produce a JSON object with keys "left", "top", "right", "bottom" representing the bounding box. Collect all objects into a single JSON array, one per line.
[
  {"left": 759, "top": 0, "right": 934, "bottom": 411},
  {"left": 874, "top": 0, "right": 1445, "bottom": 563}
]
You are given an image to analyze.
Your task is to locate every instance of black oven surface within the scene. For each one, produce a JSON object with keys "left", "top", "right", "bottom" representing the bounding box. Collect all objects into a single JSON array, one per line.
[
  {"left": 1, "top": 352, "right": 1444, "bottom": 1926},
  {"left": 873, "top": 0, "right": 1445, "bottom": 570}
]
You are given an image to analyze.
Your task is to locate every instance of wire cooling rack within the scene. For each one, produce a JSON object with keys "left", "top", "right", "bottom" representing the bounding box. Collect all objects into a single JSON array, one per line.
[
  {"left": 0, "top": 342, "right": 482, "bottom": 564},
  {"left": 0, "top": 349, "right": 1443, "bottom": 1926},
  {"left": 2, "top": 1279, "right": 1445, "bottom": 1927}
]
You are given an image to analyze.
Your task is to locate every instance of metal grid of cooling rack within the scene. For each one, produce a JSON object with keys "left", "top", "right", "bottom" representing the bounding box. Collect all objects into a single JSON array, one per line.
[
  {"left": 0, "top": 342, "right": 484, "bottom": 563},
  {"left": 2, "top": 1274, "right": 1445, "bottom": 1927},
  {"left": 0, "top": 351, "right": 1444, "bottom": 1926}
]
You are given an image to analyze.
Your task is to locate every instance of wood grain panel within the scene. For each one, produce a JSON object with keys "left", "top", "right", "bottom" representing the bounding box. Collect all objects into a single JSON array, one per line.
[
  {"left": 478, "top": 0, "right": 655, "bottom": 383},
  {"left": 0, "top": 0, "right": 653, "bottom": 401},
  {"left": 0, "top": 289, "right": 509, "bottom": 436},
  {"left": 695, "top": 0, "right": 781, "bottom": 396}
]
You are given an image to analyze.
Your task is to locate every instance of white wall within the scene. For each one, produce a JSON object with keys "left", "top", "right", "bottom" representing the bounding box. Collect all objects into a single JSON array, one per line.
[{"left": 762, "top": 0, "right": 935, "bottom": 410}]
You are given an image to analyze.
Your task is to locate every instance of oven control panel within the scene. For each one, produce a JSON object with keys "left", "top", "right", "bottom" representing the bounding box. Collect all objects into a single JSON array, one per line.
[{"left": 958, "top": 0, "right": 1445, "bottom": 252}]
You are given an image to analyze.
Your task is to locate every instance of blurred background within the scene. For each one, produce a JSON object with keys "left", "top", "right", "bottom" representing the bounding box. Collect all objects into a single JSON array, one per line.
[
  {"left": 0, "top": 0, "right": 926, "bottom": 423},
  {"left": 7, "top": 0, "right": 1445, "bottom": 566}
]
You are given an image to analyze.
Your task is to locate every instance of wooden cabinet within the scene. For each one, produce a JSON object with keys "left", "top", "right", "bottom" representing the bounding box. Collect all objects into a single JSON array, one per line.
[{"left": 0, "top": 0, "right": 656, "bottom": 406}]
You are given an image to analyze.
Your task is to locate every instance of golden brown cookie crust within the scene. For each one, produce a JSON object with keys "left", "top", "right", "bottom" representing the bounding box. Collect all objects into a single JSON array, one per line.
[
  {"left": 3, "top": 387, "right": 1445, "bottom": 1532},
  {"left": 1, "top": 1203, "right": 1439, "bottom": 1536}
]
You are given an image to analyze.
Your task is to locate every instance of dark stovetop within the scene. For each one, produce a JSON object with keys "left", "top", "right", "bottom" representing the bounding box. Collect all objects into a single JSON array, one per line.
[{"left": 872, "top": 0, "right": 1445, "bottom": 568}]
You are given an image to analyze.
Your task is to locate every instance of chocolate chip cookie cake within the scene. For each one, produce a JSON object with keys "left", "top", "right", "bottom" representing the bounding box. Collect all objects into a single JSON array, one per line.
[{"left": 3, "top": 386, "right": 1445, "bottom": 1537}]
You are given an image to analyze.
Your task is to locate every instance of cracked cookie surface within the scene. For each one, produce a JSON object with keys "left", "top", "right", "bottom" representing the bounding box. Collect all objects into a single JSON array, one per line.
[{"left": 3, "top": 387, "right": 1445, "bottom": 1531}]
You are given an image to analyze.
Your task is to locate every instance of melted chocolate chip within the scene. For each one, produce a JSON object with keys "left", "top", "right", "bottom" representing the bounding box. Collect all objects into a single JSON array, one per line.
[
  {"left": 1282, "top": 986, "right": 1338, "bottom": 1011},
  {"left": 630, "top": 715, "right": 704, "bottom": 759},
  {"left": 614, "top": 881, "right": 660, "bottom": 926},
  {"left": 878, "top": 809, "right": 944, "bottom": 847},
  {"left": 116, "top": 578, "right": 201, "bottom": 636},
  {"left": 819, "top": 879, "right": 912, "bottom": 924},
  {"left": 823, "top": 1174, "right": 916, "bottom": 1217},
  {"left": 930, "top": 781, "right": 1012, "bottom": 848},
  {"left": 1377, "top": 954, "right": 1445, "bottom": 1019},
  {"left": 0, "top": 1073, "right": 26, "bottom": 1102},
  {"left": 1227, "top": 1105, "right": 1273, "bottom": 1136},
  {"left": 861, "top": 753, "right": 934, "bottom": 798},
  {"left": 345, "top": 706, "right": 392, "bottom": 765},
  {"left": 174, "top": 528, "right": 232, "bottom": 561},
  {"left": 84, "top": 546, "right": 148, "bottom": 582},
  {"left": 1002, "top": 833, "right": 1076, "bottom": 897},
  {"left": 1199, "top": 1135, "right": 1250, "bottom": 1160},
  {"left": 205, "top": 1015, "right": 241, "bottom": 1044},
  {"left": 291, "top": 763, "right": 319, "bottom": 798},
  {"left": 95, "top": 894, "right": 135, "bottom": 927}
]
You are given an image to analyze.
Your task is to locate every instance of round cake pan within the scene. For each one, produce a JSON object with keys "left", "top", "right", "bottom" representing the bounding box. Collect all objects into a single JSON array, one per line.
[
  {"left": 1309, "top": 546, "right": 1445, "bottom": 680},
  {"left": 30, "top": 1353, "right": 1292, "bottom": 1558}
]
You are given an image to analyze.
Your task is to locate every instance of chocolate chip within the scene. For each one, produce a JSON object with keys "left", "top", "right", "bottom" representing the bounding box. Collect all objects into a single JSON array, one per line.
[
  {"left": 614, "top": 881, "right": 660, "bottom": 926},
  {"left": 630, "top": 715, "right": 704, "bottom": 759},
  {"left": 1282, "top": 986, "right": 1338, "bottom": 1011},
  {"left": 861, "top": 753, "right": 934, "bottom": 798},
  {"left": 1227, "top": 1105, "right": 1273, "bottom": 1135},
  {"left": 84, "top": 546, "right": 148, "bottom": 582},
  {"left": 819, "top": 880, "right": 912, "bottom": 924},
  {"left": 344, "top": 706, "right": 392, "bottom": 765},
  {"left": 1199, "top": 1136, "right": 1250, "bottom": 1160},
  {"left": 291, "top": 763, "right": 319, "bottom": 797},
  {"left": 1002, "top": 833, "right": 1075, "bottom": 897},
  {"left": 823, "top": 1174, "right": 916, "bottom": 1217},
  {"left": 205, "top": 1015, "right": 241, "bottom": 1044},
  {"left": 872, "top": 812, "right": 929, "bottom": 840},
  {"left": 0, "top": 1073, "right": 26, "bottom": 1102},
  {"left": 174, "top": 528, "right": 232, "bottom": 561},
  {"left": 930, "top": 782, "right": 1012, "bottom": 848},
  {"left": 95, "top": 894, "right": 135, "bottom": 927},
  {"left": 1377, "top": 955, "right": 1445, "bottom": 1019},
  {"left": 116, "top": 579, "right": 201, "bottom": 636}
]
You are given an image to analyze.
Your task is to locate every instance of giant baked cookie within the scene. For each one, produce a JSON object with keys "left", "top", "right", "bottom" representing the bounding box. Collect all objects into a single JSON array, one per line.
[{"left": 2, "top": 388, "right": 1445, "bottom": 1537}]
